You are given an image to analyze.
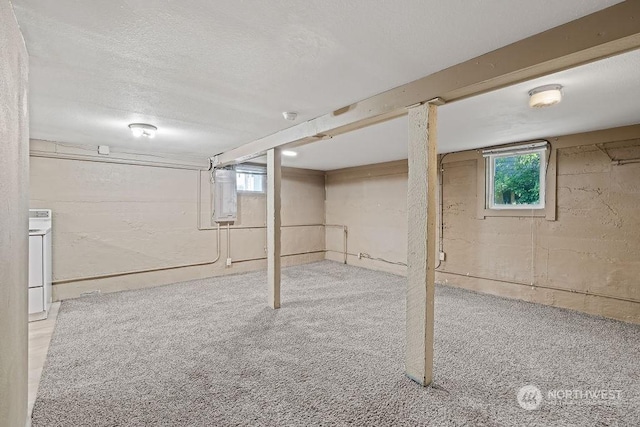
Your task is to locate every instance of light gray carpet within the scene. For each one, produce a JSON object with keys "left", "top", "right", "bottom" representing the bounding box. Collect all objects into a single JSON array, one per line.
[{"left": 33, "top": 261, "right": 639, "bottom": 426}]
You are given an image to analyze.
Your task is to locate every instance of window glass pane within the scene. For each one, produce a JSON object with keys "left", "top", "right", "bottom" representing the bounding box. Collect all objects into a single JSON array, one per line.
[
  {"left": 236, "top": 172, "right": 265, "bottom": 193},
  {"left": 492, "top": 152, "right": 541, "bottom": 207}
]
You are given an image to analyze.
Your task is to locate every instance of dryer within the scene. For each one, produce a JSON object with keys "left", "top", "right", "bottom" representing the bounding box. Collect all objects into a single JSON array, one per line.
[{"left": 29, "top": 209, "right": 52, "bottom": 321}]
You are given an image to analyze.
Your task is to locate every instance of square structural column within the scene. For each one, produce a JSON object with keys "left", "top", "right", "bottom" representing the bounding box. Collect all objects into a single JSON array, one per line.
[
  {"left": 267, "top": 148, "right": 282, "bottom": 309},
  {"left": 406, "top": 101, "right": 439, "bottom": 386}
]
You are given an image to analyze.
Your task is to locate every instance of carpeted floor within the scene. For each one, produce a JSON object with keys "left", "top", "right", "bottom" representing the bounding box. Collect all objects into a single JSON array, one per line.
[{"left": 32, "top": 261, "right": 639, "bottom": 426}]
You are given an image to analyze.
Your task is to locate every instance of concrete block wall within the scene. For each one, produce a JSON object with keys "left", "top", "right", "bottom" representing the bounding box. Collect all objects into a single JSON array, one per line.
[
  {"left": 326, "top": 125, "right": 640, "bottom": 324},
  {"left": 29, "top": 141, "right": 326, "bottom": 300},
  {"left": 27, "top": 125, "right": 640, "bottom": 324}
]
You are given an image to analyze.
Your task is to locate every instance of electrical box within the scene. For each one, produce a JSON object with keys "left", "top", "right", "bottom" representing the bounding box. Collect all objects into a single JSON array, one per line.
[{"left": 212, "top": 168, "right": 237, "bottom": 223}]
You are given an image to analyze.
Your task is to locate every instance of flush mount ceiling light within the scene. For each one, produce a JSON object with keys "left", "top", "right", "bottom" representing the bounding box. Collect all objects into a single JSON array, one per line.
[
  {"left": 128, "top": 123, "right": 157, "bottom": 138},
  {"left": 282, "top": 112, "right": 298, "bottom": 121},
  {"left": 528, "top": 84, "right": 563, "bottom": 108},
  {"left": 282, "top": 150, "right": 297, "bottom": 157}
]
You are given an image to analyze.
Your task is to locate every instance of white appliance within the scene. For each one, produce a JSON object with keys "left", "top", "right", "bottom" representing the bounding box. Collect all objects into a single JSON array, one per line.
[
  {"left": 29, "top": 209, "right": 52, "bottom": 322},
  {"left": 212, "top": 168, "right": 237, "bottom": 223}
]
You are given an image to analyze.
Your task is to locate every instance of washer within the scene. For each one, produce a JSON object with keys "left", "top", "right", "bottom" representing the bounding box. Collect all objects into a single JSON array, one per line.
[{"left": 29, "top": 209, "right": 52, "bottom": 322}]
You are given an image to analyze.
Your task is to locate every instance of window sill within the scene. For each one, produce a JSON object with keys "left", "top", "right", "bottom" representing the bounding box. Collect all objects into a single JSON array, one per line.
[
  {"left": 237, "top": 190, "right": 266, "bottom": 195},
  {"left": 481, "top": 208, "right": 547, "bottom": 218}
]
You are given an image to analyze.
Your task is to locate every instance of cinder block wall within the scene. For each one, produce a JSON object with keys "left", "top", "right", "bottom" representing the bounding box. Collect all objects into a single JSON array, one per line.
[
  {"left": 30, "top": 141, "right": 326, "bottom": 300},
  {"left": 326, "top": 125, "right": 640, "bottom": 323}
]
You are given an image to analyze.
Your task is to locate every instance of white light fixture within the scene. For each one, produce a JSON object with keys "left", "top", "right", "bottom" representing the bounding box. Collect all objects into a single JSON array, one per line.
[
  {"left": 128, "top": 123, "right": 157, "bottom": 138},
  {"left": 282, "top": 112, "right": 298, "bottom": 121},
  {"left": 282, "top": 150, "right": 297, "bottom": 157},
  {"left": 528, "top": 84, "right": 563, "bottom": 108}
]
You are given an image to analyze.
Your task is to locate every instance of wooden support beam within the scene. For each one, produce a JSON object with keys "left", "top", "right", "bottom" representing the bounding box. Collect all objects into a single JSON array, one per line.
[
  {"left": 267, "top": 148, "right": 282, "bottom": 309},
  {"left": 213, "top": 2, "right": 640, "bottom": 167},
  {"left": 406, "top": 102, "right": 438, "bottom": 386}
]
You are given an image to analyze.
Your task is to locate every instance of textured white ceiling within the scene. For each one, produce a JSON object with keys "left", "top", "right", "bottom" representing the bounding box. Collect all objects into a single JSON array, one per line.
[
  {"left": 293, "top": 49, "right": 640, "bottom": 170},
  {"left": 13, "top": 0, "right": 621, "bottom": 161}
]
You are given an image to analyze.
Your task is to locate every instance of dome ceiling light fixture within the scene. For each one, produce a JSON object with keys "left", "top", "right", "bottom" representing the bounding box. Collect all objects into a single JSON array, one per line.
[
  {"left": 528, "top": 84, "right": 563, "bottom": 108},
  {"left": 282, "top": 112, "right": 298, "bottom": 121},
  {"left": 282, "top": 150, "right": 297, "bottom": 157},
  {"left": 128, "top": 123, "right": 157, "bottom": 138}
]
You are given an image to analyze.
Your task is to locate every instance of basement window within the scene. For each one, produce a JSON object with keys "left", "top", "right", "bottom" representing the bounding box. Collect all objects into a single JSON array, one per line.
[
  {"left": 236, "top": 164, "right": 266, "bottom": 193},
  {"left": 483, "top": 141, "right": 548, "bottom": 210}
]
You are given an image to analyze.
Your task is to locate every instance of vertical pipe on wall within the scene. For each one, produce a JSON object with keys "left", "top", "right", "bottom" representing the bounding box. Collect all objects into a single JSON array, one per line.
[
  {"left": 325, "top": 224, "right": 349, "bottom": 265},
  {"left": 435, "top": 153, "right": 449, "bottom": 270},
  {"left": 343, "top": 226, "right": 347, "bottom": 264},
  {"left": 196, "top": 169, "right": 219, "bottom": 231},
  {"left": 267, "top": 148, "right": 282, "bottom": 309},
  {"left": 227, "top": 222, "right": 231, "bottom": 261},
  {"left": 406, "top": 101, "right": 439, "bottom": 386}
]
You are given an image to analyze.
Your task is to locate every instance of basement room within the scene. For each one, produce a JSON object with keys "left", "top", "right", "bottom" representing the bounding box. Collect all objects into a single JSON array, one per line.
[{"left": 1, "top": 1, "right": 639, "bottom": 426}]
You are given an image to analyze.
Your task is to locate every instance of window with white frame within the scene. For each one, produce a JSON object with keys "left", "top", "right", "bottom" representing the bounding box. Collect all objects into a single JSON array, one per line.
[
  {"left": 235, "top": 164, "right": 266, "bottom": 193},
  {"left": 484, "top": 141, "right": 548, "bottom": 210}
]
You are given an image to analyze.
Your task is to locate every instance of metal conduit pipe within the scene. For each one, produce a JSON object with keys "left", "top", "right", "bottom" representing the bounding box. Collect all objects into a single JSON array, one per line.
[
  {"left": 612, "top": 158, "right": 640, "bottom": 165},
  {"left": 437, "top": 270, "right": 640, "bottom": 305},
  {"left": 30, "top": 150, "right": 208, "bottom": 171},
  {"left": 227, "top": 223, "right": 231, "bottom": 261},
  {"left": 327, "top": 249, "right": 406, "bottom": 267},
  {"left": 435, "top": 153, "right": 450, "bottom": 269},
  {"left": 196, "top": 169, "right": 218, "bottom": 231},
  {"left": 228, "top": 224, "right": 347, "bottom": 264},
  {"left": 232, "top": 250, "right": 327, "bottom": 264},
  {"left": 52, "top": 222, "right": 346, "bottom": 285},
  {"left": 223, "top": 224, "right": 325, "bottom": 230},
  {"left": 323, "top": 247, "right": 638, "bottom": 304},
  {"left": 324, "top": 224, "right": 348, "bottom": 264}
]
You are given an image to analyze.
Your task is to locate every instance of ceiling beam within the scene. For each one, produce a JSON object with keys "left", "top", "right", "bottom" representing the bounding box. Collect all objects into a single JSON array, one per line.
[{"left": 213, "top": 1, "right": 640, "bottom": 167}]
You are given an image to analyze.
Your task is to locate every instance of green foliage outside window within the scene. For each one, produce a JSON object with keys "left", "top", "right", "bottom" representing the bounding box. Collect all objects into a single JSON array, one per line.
[{"left": 493, "top": 152, "right": 541, "bottom": 205}]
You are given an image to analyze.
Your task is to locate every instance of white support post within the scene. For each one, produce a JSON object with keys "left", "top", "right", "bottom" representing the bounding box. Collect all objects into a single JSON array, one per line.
[
  {"left": 406, "top": 102, "right": 438, "bottom": 386},
  {"left": 267, "top": 148, "right": 282, "bottom": 309}
]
